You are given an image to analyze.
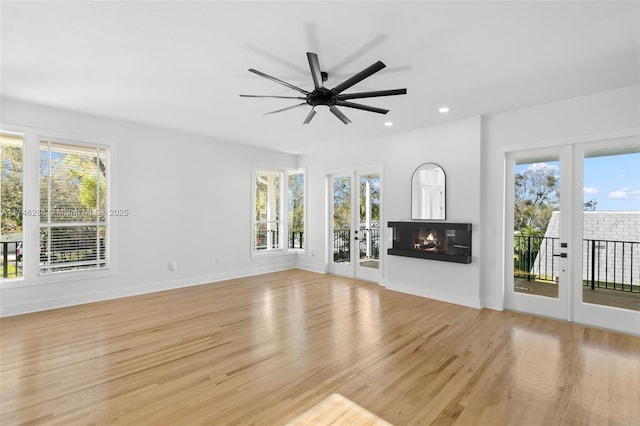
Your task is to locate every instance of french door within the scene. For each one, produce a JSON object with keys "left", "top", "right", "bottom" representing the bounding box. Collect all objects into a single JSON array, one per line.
[
  {"left": 571, "top": 138, "right": 639, "bottom": 334},
  {"left": 506, "top": 138, "right": 640, "bottom": 335},
  {"left": 505, "top": 146, "right": 572, "bottom": 320},
  {"left": 328, "top": 168, "right": 381, "bottom": 282}
]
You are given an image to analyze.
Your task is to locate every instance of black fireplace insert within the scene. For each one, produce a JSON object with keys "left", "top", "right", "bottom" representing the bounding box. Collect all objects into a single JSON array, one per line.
[{"left": 388, "top": 221, "right": 472, "bottom": 264}]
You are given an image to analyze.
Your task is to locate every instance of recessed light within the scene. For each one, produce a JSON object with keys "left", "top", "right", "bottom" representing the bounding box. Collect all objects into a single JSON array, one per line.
[
  {"left": 438, "top": 106, "right": 450, "bottom": 113},
  {"left": 384, "top": 121, "right": 394, "bottom": 127}
]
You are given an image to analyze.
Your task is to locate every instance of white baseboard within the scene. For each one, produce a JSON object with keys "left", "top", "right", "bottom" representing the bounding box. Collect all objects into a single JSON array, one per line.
[
  {"left": 381, "top": 279, "right": 482, "bottom": 309},
  {"left": 0, "top": 263, "right": 296, "bottom": 317},
  {"left": 480, "top": 297, "right": 504, "bottom": 311},
  {"left": 295, "top": 262, "right": 327, "bottom": 274}
]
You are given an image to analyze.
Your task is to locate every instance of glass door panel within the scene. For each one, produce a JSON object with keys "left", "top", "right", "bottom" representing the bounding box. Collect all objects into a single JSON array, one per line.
[
  {"left": 358, "top": 174, "right": 380, "bottom": 270},
  {"left": 329, "top": 175, "right": 352, "bottom": 276},
  {"left": 581, "top": 148, "right": 640, "bottom": 312},
  {"left": 355, "top": 172, "right": 381, "bottom": 282},
  {"left": 572, "top": 139, "right": 640, "bottom": 335},
  {"left": 513, "top": 158, "right": 561, "bottom": 299},
  {"left": 506, "top": 146, "right": 571, "bottom": 321}
]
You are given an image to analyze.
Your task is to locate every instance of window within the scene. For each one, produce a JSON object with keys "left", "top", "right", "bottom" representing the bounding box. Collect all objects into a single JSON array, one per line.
[
  {"left": 253, "top": 167, "right": 305, "bottom": 253},
  {"left": 288, "top": 170, "right": 305, "bottom": 249},
  {"left": 255, "top": 170, "right": 281, "bottom": 251},
  {"left": 39, "top": 139, "right": 109, "bottom": 274},
  {"left": 1, "top": 132, "right": 24, "bottom": 280}
]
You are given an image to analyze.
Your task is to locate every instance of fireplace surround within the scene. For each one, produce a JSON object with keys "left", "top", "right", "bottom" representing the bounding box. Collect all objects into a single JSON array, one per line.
[{"left": 388, "top": 221, "right": 472, "bottom": 264}]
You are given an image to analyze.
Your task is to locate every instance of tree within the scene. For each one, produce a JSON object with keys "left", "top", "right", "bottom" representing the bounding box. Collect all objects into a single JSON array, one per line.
[
  {"left": 513, "top": 226, "right": 544, "bottom": 271},
  {"left": 333, "top": 177, "right": 351, "bottom": 230},
  {"left": 288, "top": 172, "right": 304, "bottom": 233},
  {"left": 583, "top": 199, "right": 597, "bottom": 211},
  {"left": 41, "top": 152, "right": 106, "bottom": 222},
  {"left": 514, "top": 164, "right": 559, "bottom": 232},
  {"left": 1, "top": 142, "right": 23, "bottom": 235}
]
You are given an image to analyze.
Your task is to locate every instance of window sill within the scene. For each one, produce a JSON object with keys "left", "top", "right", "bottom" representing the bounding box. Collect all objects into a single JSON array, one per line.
[{"left": 251, "top": 248, "right": 303, "bottom": 259}]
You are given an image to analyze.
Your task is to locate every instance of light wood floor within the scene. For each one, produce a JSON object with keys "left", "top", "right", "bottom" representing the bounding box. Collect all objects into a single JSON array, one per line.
[{"left": 1, "top": 269, "right": 639, "bottom": 425}]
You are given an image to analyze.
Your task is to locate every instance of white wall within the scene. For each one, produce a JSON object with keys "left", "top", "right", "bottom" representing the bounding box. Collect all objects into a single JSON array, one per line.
[
  {"left": 298, "top": 117, "right": 482, "bottom": 308},
  {"left": 300, "top": 85, "right": 639, "bottom": 312},
  {"left": 480, "top": 85, "right": 640, "bottom": 310},
  {"left": 1, "top": 97, "right": 297, "bottom": 316},
  {"left": 3, "top": 85, "right": 638, "bottom": 317}
]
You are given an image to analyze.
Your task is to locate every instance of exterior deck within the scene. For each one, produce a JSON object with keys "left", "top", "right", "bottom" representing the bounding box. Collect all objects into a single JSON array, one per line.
[{"left": 514, "top": 278, "right": 640, "bottom": 311}]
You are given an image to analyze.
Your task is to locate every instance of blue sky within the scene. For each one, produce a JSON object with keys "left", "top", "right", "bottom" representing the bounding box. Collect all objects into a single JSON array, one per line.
[
  {"left": 516, "top": 152, "right": 639, "bottom": 211},
  {"left": 583, "top": 152, "right": 639, "bottom": 211}
]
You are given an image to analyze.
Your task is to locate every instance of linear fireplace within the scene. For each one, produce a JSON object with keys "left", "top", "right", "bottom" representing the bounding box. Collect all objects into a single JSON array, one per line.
[{"left": 388, "top": 221, "right": 472, "bottom": 264}]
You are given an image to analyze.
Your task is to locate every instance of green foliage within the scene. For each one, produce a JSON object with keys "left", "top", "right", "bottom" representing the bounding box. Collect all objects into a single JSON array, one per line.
[
  {"left": 583, "top": 199, "right": 597, "bottom": 211},
  {"left": 513, "top": 226, "right": 545, "bottom": 273},
  {"left": 288, "top": 172, "right": 304, "bottom": 233},
  {"left": 514, "top": 165, "right": 559, "bottom": 232},
  {"left": 514, "top": 226, "right": 543, "bottom": 253},
  {"left": 1, "top": 144, "right": 23, "bottom": 235},
  {"left": 40, "top": 153, "right": 106, "bottom": 222},
  {"left": 332, "top": 177, "right": 351, "bottom": 230}
]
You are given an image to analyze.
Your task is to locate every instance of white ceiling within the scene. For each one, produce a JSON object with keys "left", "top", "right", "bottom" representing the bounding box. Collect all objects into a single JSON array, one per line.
[{"left": 1, "top": 1, "right": 639, "bottom": 154}]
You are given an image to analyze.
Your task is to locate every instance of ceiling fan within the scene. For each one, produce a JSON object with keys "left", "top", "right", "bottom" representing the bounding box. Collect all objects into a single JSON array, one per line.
[{"left": 240, "top": 52, "right": 407, "bottom": 124}]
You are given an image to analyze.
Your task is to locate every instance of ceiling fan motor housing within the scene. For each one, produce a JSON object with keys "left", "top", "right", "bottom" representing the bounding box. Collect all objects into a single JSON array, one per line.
[{"left": 307, "top": 87, "right": 336, "bottom": 107}]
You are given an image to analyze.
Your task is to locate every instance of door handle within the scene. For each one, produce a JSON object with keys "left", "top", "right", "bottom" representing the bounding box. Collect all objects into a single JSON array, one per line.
[{"left": 553, "top": 253, "right": 568, "bottom": 258}]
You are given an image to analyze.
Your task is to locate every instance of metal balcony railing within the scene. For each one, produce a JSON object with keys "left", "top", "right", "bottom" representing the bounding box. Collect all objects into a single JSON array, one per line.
[
  {"left": 289, "top": 231, "right": 304, "bottom": 249},
  {"left": 255, "top": 229, "right": 304, "bottom": 250},
  {"left": 333, "top": 229, "right": 350, "bottom": 262},
  {"left": 514, "top": 235, "right": 639, "bottom": 293},
  {"left": 583, "top": 239, "right": 638, "bottom": 292},
  {"left": 332, "top": 228, "right": 380, "bottom": 263},
  {"left": 1, "top": 241, "right": 22, "bottom": 279},
  {"left": 359, "top": 228, "right": 380, "bottom": 259}
]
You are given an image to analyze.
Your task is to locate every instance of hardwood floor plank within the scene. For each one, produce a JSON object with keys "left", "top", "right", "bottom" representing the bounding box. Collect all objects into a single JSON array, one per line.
[{"left": 1, "top": 270, "right": 639, "bottom": 425}]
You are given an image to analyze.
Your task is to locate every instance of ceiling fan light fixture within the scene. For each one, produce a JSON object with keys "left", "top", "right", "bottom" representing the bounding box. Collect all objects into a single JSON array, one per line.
[{"left": 241, "top": 51, "right": 407, "bottom": 124}]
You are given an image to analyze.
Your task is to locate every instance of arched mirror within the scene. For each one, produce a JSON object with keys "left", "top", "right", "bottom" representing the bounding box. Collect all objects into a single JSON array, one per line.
[{"left": 411, "top": 163, "right": 446, "bottom": 220}]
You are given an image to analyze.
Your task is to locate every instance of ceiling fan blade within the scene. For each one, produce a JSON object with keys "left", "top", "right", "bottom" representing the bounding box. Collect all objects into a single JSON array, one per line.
[
  {"left": 336, "top": 88, "right": 407, "bottom": 100},
  {"left": 330, "top": 61, "right": 386, "bottom": 95},
  {"left": 307, "top": 52, "right": 323, "bottom": 89},
  {"left": 264, "top": 102, "right": 307, "bottom": 115},
  {"left": 335, "top": 101, "right": 389, "bottom": 115},
  {"left": 303, "top": 108, "right": 317, "bottom": 124},
  {"left": 240, "top": 94, "right": 306, "bottom": 99},
  {"left": 329, "top": 106, "right": 352, "bottom": 124},
  {"left": 249, "top": 68, "right": 310, "bottom": 95}
]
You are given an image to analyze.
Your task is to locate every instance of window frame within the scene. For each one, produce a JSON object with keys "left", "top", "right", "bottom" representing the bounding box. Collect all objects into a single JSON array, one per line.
[
  {"left": 253, "top": 168, "right": 284, "bottom": 253},
  {"left": 251, "top": 165, "right": 306, "bottom": 258},
  {"left": 38, "top": 137, "right": 111, "bottom": 276},
  {"left": 287, "top": 168, "right": 306, "bottom": 253},
  {"left": 0, "top": 130, "right": 26, "bottom": 282},
  {"left": 0, "top": 124, "right": 117, "bottom": 288}
]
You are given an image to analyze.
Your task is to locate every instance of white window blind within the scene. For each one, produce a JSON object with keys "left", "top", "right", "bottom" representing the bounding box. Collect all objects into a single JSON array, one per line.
[{"left": 40, "top": 140, "right": 109, "bottom": 274}]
